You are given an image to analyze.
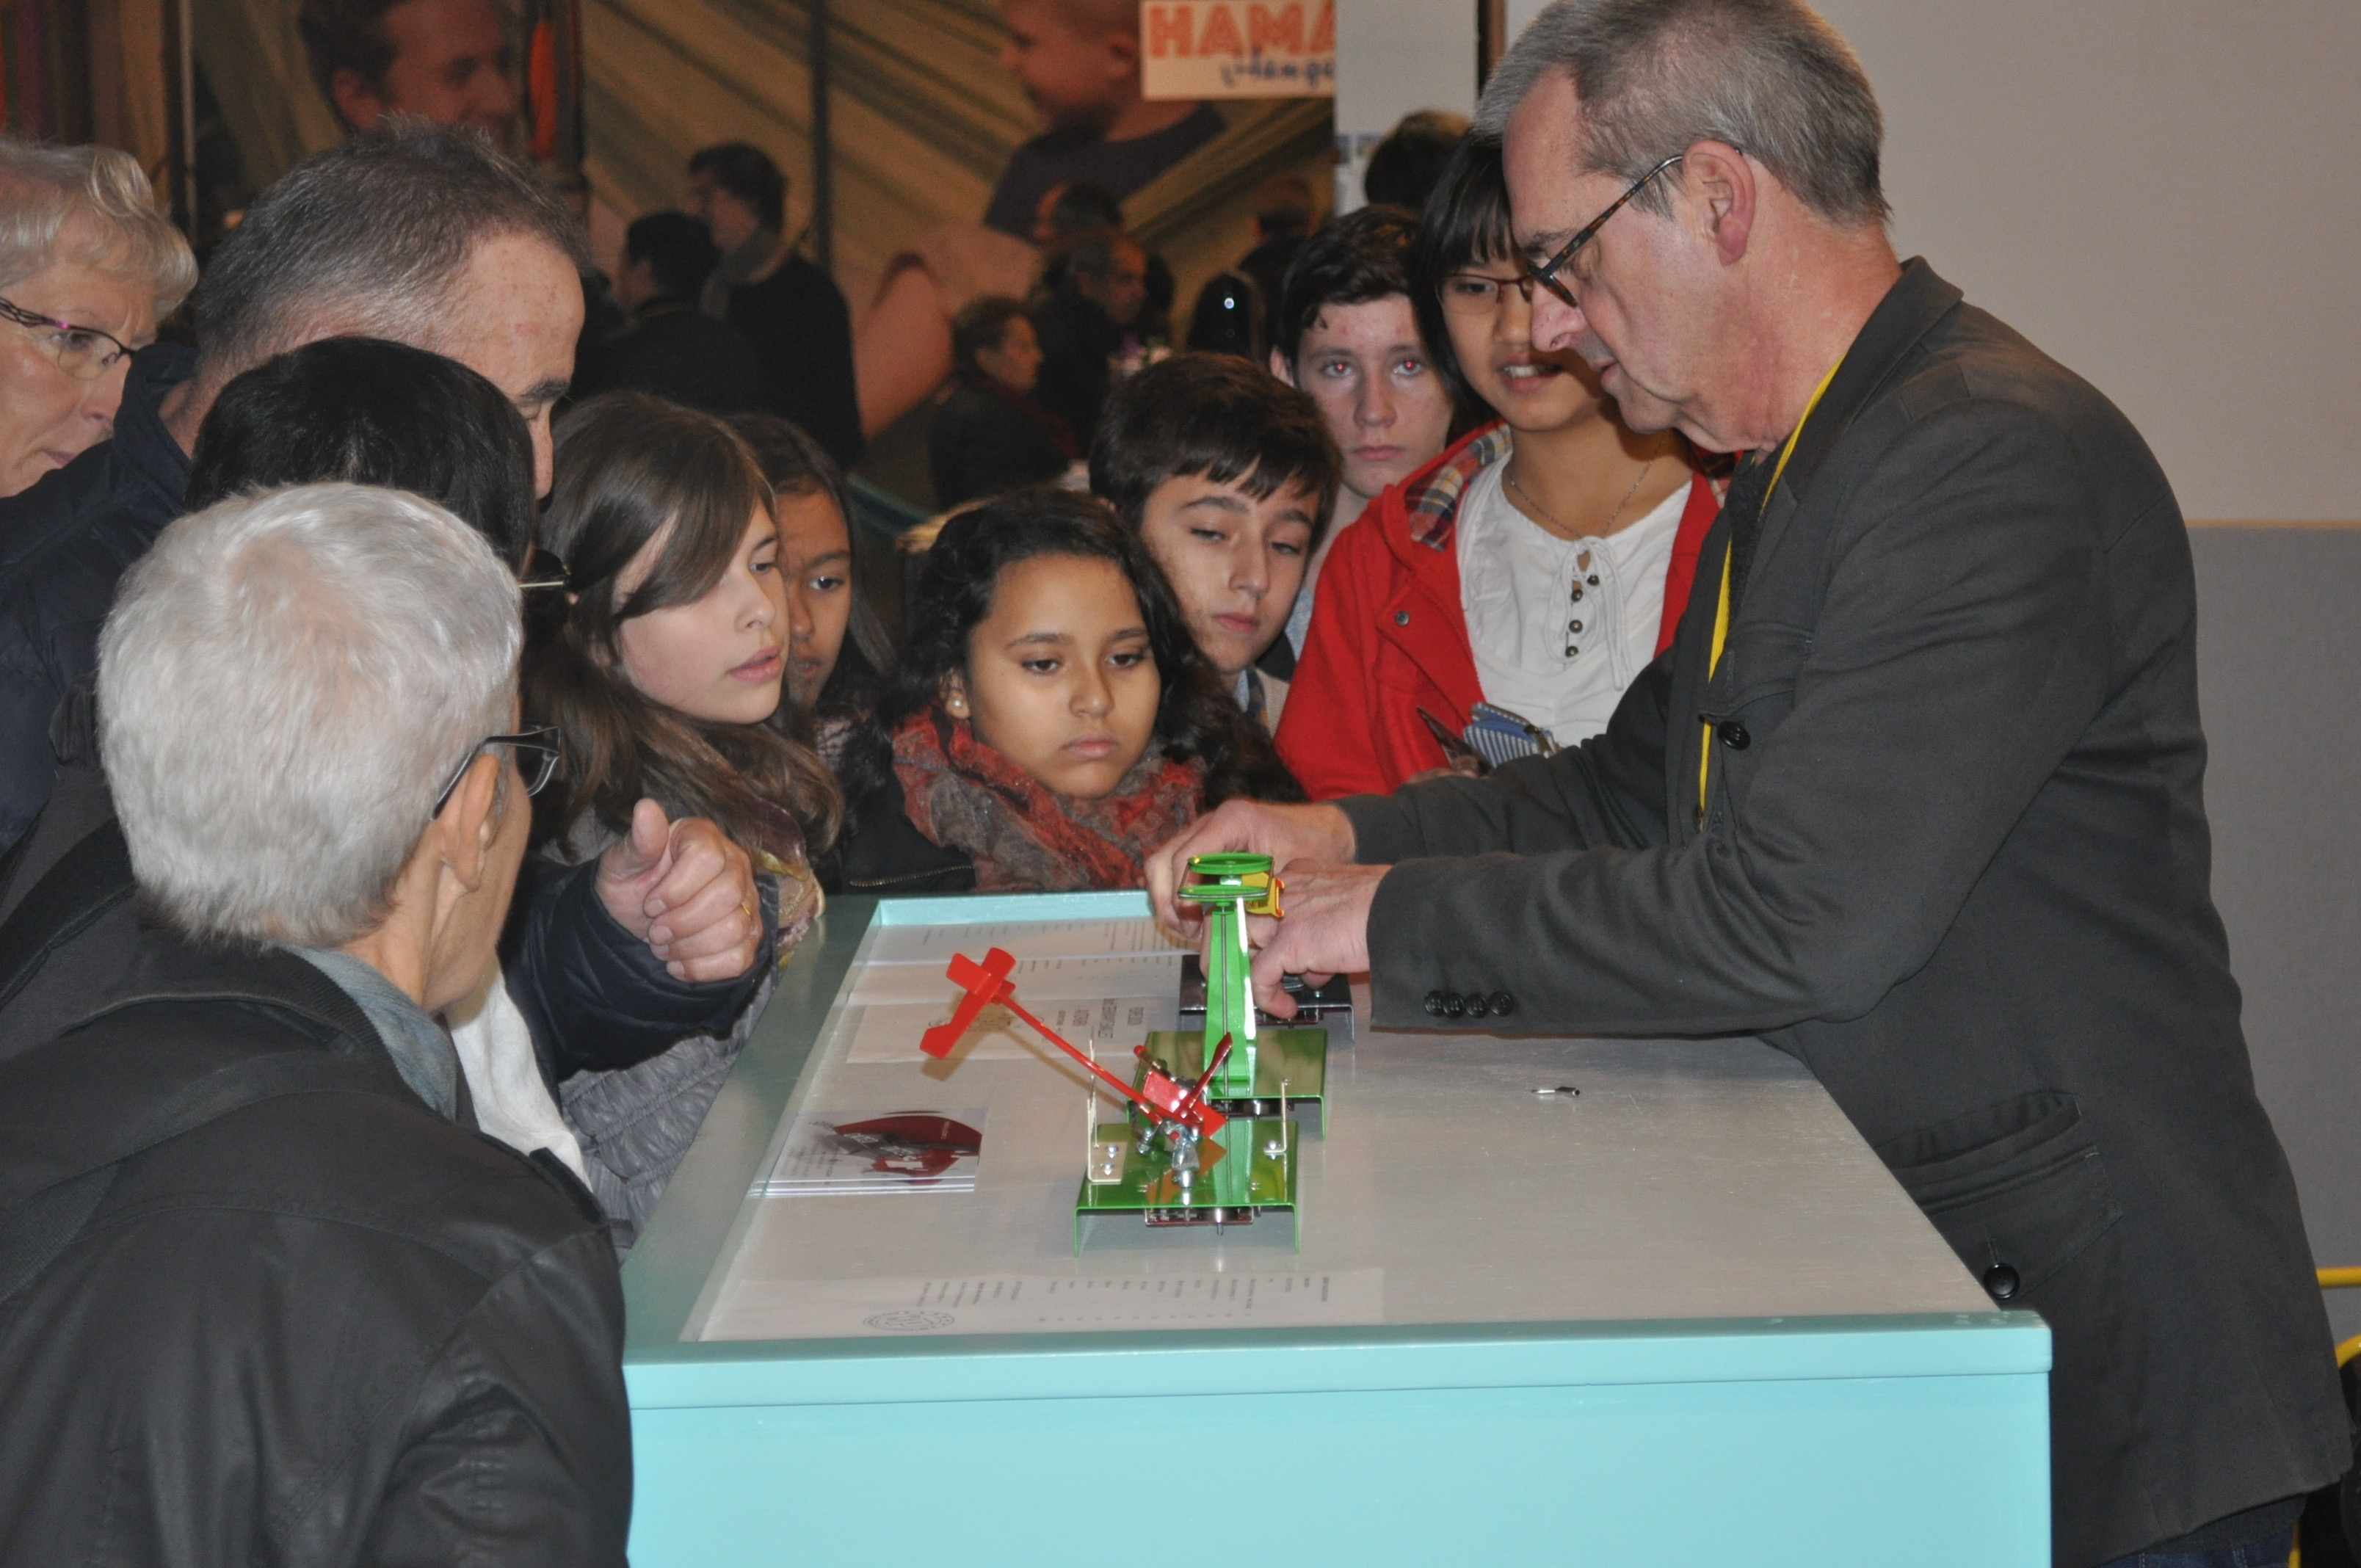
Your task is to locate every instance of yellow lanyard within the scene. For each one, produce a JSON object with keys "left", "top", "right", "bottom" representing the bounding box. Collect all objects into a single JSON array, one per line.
[{"left": 1697, "top": 357, "right": 1844, "bottom": 816}]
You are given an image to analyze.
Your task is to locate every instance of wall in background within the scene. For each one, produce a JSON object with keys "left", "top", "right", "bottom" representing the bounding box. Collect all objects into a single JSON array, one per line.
[
  {"left": 1495, "top": 0, "right": 2361, "bottom": 523},
  {"left": 2191, "top": 526, "right": 2361, "bottom": 1337}
]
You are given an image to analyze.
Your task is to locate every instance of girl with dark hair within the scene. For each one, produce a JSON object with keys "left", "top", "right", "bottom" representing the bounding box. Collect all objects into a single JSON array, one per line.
[
  {"left": 1276, "top": 134, "right": 1722, "bottom": 799},
  {"left": 526, "top": 392, "right": 838, "bottom": 1241},
  {"left": 834, "top": 487, "right": 1302, "bottom": 893},
  {"left": 725, "top": 411, "right": 893, "bottom": 754}
]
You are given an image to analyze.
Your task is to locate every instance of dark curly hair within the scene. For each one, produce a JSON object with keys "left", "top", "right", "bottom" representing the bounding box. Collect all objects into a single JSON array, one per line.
[
  {"left": 838, "top": 487, "right": 1302, "bottom": 816},
  {"left": 527, "top": 393, "right": 841, "bottom": 858}
]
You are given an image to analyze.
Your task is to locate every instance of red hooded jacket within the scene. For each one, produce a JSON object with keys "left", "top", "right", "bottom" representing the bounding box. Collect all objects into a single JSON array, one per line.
[{"left": 1275, "top": 424, "right": 1720, "bottom": 800}]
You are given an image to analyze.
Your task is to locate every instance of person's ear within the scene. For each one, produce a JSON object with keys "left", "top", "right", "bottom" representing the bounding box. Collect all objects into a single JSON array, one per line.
[
  {"left": 1103, "top": 24, "right": 1142, "bottom": 83},
  {"left": 329, "top": 69, "right": 387, "bottom": 133},
  {"left": 1269, "top": 346, "right": 1298, "bottom": 388},
  {"left": 438, "top": 752, "right": 504, "bottom": 894},
  {"left": 1684, "top": 139, "right": 1756, "bottom": 266},
  {"left": 940, "top": 669, "right": 971, "bottom": 717}
]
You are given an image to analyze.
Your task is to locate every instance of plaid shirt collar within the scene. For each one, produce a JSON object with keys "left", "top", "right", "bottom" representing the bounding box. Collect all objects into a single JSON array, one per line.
[{"left": 1404, "top": 424, "right": 1513, "bottom": 552}]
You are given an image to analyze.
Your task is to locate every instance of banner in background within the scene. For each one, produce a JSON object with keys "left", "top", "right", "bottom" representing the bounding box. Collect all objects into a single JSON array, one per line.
[{"left": 1142, "top": 1, "right": 1335, "bottom": 100}]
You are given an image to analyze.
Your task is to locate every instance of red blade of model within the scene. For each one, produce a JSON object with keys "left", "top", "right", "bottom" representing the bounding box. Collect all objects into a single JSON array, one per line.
[
  {"left": 920, "top": 948, "right": 1016, "bottom": 1058},
  {"left": 922, "top": 948, "right": 1225, "bottom": 1136}
]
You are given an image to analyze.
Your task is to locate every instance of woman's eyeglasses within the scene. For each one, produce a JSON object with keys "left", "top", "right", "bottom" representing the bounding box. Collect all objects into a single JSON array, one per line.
[{"left": 0, "top": 295, "right": 136, "bottom": 380}]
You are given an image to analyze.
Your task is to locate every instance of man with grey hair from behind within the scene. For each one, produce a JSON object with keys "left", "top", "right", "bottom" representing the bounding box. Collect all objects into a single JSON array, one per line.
[
  {"left": 1150, "top": 3, "right": 2347, "bottom": 1563},
  {"left": 1, "top": 125, "right": 768, "bottom": 1134},
  {"left": 0, "top": 483, "right": 630, "bottom": 1564}
]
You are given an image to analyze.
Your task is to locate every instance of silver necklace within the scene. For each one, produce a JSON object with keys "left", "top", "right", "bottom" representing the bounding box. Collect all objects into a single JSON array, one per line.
[{"left": 1506, "top": 456, "right": 1655, "bottom": 539}]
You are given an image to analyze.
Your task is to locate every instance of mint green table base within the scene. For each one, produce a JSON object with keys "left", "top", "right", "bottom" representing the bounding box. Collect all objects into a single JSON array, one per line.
[
  {"left": 623, "top": 893, "right": 2052, "bottom": 1567},
  {"left": 625, "top": 1315, "right": 2049, "bottom": 1567}
]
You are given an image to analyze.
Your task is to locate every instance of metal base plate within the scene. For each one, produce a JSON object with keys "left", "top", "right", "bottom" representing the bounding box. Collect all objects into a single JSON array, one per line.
[
  {"left": 1070, "top": 1028, "right": 1327, "bottom": 1252},
  {"left": 1073, "top": 1117, "right": 1300, "bottom": 1251}
]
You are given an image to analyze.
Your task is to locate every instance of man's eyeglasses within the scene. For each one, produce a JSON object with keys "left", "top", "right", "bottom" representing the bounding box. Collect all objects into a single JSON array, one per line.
[
  {"left": 430, "top": 725, "right": 563, "bottom": 819},
  {"left": 1526, "top": 153, "right": 1687, "bottom": 311},
  {"left": 517, "top": 545, "right": 570, "bottom": 595},
  {"left": 0, "top": 295, "right": 137, "bottom": 380}
]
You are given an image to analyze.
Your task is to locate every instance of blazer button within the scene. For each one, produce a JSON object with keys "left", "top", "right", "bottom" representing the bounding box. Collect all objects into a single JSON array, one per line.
[
  {"left": 1717, "top": 720, "right": 1751, "bottom": 750},
  {"left": 1442, "top": 992, "right": 1467, "bottom": 1018},
  {"left": 1393, "top": 609, "right": 1411, "bottom": 626},
  {"left": 1465, "top": 994, "right": 1490, "bottom": 1019},
  {"left": 1488, "top": 991, "right": 1515, "bottom": 1017},
  {"left": 1423, "top": 990, "right": 1445, "bottom": 1017},
  {"left": 1981, "top": 1262, "right": 2020, "bottom": 1302}
]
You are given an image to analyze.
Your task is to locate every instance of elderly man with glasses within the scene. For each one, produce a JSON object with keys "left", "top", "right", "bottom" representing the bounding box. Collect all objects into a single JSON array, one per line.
[
  {"left": 1150, "top": 2, "right": 2346, "bottom": 1564},
  {"left": 0, "top": 484, "right": 630, "bottom": 1564},
  {"left": 0, "top": 336, "right": 777, "bottom": 1268}
]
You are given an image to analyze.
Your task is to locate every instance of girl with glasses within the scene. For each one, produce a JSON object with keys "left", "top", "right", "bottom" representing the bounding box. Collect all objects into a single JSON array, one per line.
[{"left": 1274, "top": 135, "right": 1722, "bottom": 799}]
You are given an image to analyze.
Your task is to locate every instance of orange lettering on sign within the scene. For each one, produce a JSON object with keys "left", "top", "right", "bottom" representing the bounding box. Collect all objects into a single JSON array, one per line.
[
  {"left": 1145, "top": 4, "right": 1192, "bottom": 57},
  {"left": 1308, "top": 0, "right": 1334, "bottom": 53},
  {"left": 1197, "top": 3, "right": 1244, "bottom": 56},
  {"left": 1248, "top": 2, "right": 1303, "bottom": 51}
]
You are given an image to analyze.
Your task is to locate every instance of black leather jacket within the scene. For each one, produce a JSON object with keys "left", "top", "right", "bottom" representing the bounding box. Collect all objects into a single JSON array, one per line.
[{"left": 0, "top": 928, "right": 633, "bottom": 1564}]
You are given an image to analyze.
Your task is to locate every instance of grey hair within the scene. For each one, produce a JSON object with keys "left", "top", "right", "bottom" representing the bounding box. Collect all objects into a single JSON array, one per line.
[
  {"left": 190, "top": 120, "right": 589, "bottom": 385},
  {"left": 98, "top": 482, "right": 522, "bottom": 948},
  {"left": 1474, "top": 0, "right": 1888, "bottom": 227},
  {"left": 0, "top": 137, "right": 197, "bottom": 310}
]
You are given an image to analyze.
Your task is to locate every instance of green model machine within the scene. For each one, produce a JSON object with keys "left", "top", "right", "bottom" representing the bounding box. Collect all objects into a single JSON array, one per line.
[{"left": 920, "top": 854, "right": 1331, "bottom": 1249}]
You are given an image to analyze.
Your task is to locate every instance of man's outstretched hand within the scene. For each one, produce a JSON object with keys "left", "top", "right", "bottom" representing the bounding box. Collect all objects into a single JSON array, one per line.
[
  {"left": 597, "top": 799, "right": 761, "bottom": 983},
  {"left": 1241, "top": 860, "right": 1384, "bottom": 1016},
  {"left": 1146, "top": 799, "right": 1383, "bottom": 1016},
  {"left": 1146, "top": 799, "right": 1357, "bottom": 934}
]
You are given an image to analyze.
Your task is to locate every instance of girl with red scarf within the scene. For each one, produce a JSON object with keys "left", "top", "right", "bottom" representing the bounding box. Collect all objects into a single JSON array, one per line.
[{"left": 833, "top": 488, "right": 1302, "bottom": 893}]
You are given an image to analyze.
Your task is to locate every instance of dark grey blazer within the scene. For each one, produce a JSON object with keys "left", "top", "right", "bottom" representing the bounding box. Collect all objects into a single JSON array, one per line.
[{"left": 1340, "top": 259, "right": 2346, "bottom": 1567}]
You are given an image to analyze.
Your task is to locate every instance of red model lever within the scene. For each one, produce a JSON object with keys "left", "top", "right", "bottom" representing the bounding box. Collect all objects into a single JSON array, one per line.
[{"left": 921, "top": 947, "right": 1227, "bottom": 1136}]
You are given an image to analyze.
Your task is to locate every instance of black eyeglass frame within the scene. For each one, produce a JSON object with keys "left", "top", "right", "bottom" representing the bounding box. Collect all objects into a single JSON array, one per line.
[
  {"left": 0, "top": 294, "right": 137, "bottom": 380},
  {"left": 516, "top": 544, "right": 570, "bottom": 595},
  {"left": 1433, "top": 270, "right": 1544, "bottom": 315},
  {"left": 1526, "top": 153, "right": 1689, "bottom": 311},
  {"left": 430, "top": 725, "right": 563, "bottom": 819}
]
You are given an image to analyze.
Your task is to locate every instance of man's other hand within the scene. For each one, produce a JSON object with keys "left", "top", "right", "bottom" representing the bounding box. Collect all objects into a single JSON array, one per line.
[
  {"left": 597, "top": 799, "right": 761, "bottom": 983},
  {"left": 1241, "top": 860, "right": 1384, "bottom": 1017},
  {"left": 1146, "top": 799, "right": 1358, "bottom": 940}
]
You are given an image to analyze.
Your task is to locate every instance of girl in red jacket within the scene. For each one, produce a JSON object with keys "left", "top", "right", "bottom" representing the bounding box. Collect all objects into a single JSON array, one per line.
[{"left": 1274, "top": 135, "right": 1720, "bottom": 800}]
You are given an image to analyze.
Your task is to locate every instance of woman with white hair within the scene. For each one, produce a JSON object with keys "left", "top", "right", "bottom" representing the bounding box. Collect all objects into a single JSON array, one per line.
[
  {"left": 0, "top": 483, "right": 631, "bottom": 1563},
  {"left": 0, "top": 138, "right": 195, "bottom": 496}
]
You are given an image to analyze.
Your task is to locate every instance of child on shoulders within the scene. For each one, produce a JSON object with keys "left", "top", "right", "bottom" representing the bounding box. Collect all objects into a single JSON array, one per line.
[
  {"left": 835, "top": 487, "right": 1300, "bottom": 891},
  {"left": 1089, "top": 352, "right": 1339, "bottom": 732}
]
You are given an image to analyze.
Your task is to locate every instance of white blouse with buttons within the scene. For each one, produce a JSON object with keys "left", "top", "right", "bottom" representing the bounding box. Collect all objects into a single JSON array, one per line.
[{"left": 1455, "top": 458, "right": 1687, "bottom": 747}]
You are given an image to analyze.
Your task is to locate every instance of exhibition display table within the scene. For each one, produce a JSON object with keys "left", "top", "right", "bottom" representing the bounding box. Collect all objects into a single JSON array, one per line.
[{"left": 621, "top": 891, "right": 2048, "bottom": 1565}]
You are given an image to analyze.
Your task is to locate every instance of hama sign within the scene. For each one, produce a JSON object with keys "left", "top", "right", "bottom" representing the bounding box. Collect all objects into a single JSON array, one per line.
[{"left": 1140, "top": 1, "right": 1336, "bottom": 99}]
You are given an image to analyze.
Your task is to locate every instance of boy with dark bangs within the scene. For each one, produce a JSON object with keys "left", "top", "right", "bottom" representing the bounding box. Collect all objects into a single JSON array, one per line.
[{"left": 1089, "top": 352, "right": 1340, "bottom": 732}]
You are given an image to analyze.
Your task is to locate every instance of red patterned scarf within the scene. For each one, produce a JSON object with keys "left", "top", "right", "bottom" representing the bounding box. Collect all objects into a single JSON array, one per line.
[{"left": 891, "top": 707, "right": 1204, "bottom": 890}]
